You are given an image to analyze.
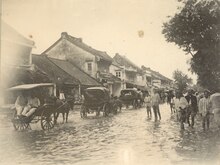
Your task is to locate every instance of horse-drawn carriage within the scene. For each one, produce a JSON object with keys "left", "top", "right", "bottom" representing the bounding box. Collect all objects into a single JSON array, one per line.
[
  {"left": 7, "top": 83, "right": 72, "bottom": 131},
  {"left": 119, "top": 88, "right": 141, "bottom": 109},
  {"left": 80, "top": 87, "right": 119, "bottom": 118}
]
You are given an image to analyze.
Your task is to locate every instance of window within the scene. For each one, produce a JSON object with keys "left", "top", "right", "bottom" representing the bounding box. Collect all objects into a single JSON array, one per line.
[
  {"left": 87, "top": 63, "right": 92, "bottom": 71},
  {"left": 116, "top": 71, "right": 121, "bottom": 78}
]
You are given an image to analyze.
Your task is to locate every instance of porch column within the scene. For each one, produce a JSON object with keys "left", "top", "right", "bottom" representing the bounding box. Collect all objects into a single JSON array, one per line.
[
  {"left": 78, "top": 84, "right": 81, "bottom": 95},
  {"left": 53, "top": 84, "right": 57, "bottom": 96}
]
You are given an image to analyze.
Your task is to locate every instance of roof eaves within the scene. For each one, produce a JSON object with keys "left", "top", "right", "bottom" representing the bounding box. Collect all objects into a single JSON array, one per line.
[
  {"left": 43, "top": 56, "right": 81, "bottom": 85},
  {"left": 66, "top": 35, "right": 113, "bottom": 62},
  {"left": 41, "top": 37, "right": 63, "bottom": 55}
]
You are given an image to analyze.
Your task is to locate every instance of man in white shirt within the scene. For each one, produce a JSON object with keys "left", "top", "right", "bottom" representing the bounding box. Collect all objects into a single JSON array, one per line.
[
  {"left": 174, "top": 91, "right": 189, "bottom": 130},
  {"left": 15, "top": 92, "right": 27, "bottom": 116},
  {"left": 144, "top": 91, "right": 152, "bottom": 118},
  {"left": 199, "top": 90, "right": 211, "bottom": 130}
]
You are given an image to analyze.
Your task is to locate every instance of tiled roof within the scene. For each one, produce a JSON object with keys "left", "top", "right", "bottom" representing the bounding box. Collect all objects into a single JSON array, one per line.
[
  {"left": 150, "top": 70, "right": 172, "bottom": 82},
  {"left": 32, "top": 54, "right": 79, "bottom": 85},
  {"left": 142, "top": 65, "right": 172, "bottom": 82},
  {"left": 49, "top": 57, "right": 102, "bottom": 86},
  {"left": 66, "top": 34, "right": 113, "bottom": 62},
  {"left": 111, "top": 61, "right": 123, "bottom": 69},
  {"left": 113, "top": 53, "right": 142, "bottom": 72},
  {"left": 42, "top": 32, "right": 113, "bottom": 62}
]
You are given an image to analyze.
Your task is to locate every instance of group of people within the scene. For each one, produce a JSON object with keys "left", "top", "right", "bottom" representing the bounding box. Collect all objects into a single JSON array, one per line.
[
  {"left": 167, "top": 89, "right": 219, "bottom": 130},
  {"left": 144, "top": 89, "right": 161, "bottom": 121},
  {"left": 143, "top": 88, "right": 220, "bottom": 131},
  {"left": 15, "top": 91, "right": 41, "bottom": 118}
]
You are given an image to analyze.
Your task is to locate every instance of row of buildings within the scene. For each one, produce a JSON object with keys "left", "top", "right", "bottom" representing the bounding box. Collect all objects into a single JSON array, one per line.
[{"left": 1, "top": 21, "right": 173, "bottom": 103}]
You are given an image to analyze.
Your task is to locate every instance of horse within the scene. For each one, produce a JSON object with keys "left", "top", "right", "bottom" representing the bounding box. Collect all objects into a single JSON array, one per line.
[{"left": 54, "top": 98, "right": 73, "bottom": 123}]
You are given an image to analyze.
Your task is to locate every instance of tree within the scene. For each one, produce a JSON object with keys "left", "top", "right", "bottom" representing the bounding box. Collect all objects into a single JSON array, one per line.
[
  {"left": 173, "top": 70, "right": 192, "bottom": 93},
  {"left": 162, "top": 0, "right": 220, "bottom": 92}
]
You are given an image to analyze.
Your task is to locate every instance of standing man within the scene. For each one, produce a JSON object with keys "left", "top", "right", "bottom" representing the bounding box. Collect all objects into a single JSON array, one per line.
[
  {"left": 178, "top": 91, "right": 189, "bottom": 130},
  {"left": 144, "top": 91, "right": 152, "bottom": 118},
  {"left": 167, "top": 90, "right": 175, "bottom": 113},
  {"left": 151, "top": 89, "right": 161, "bottom": 121},
  {"left": 185, "top": 89, "right": 198, "bottom": 128},
  {"left": 198, "top": 90, "right": 211, "bottom": 130}
]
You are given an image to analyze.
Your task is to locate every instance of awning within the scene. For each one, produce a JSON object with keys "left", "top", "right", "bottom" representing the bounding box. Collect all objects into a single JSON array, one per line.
[
  {"left": 7, "top": 83, "right": 54, "bottom": 91},
  {"left": 99, "top": 72, "right": 121, "bottom": 84}
]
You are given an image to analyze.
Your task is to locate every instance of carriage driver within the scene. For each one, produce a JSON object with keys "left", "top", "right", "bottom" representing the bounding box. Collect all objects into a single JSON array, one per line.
[{"left": 22, "top": 91, "right": 41, "bottom": 117}]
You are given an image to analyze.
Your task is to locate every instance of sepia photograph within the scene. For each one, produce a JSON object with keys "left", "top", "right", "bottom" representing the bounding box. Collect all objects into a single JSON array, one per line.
[{"left": 0, "top": 0, "right": 220, "bottom": 165}]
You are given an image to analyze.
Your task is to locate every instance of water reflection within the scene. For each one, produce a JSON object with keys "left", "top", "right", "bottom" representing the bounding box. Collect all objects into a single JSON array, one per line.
[{"left": 0, "top": 105, "right": 220, "bottom": 165}]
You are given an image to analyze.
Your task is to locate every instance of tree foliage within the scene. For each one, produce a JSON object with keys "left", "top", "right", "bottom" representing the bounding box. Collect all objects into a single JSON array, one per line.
[
  {"left": 162, "top": 0, "right": 220, "bottom": 92},
  {"left": 173, "top": 70, "right": 192, "bottom": 93}
]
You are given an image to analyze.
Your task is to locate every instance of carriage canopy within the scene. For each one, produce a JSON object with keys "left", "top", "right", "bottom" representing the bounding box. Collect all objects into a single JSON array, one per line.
[
  {"left": 84, "top": 87, "right": 110, "bottom": 103},
  {"left": 7, "top": 83, "right": 55, "bottom": 91}
]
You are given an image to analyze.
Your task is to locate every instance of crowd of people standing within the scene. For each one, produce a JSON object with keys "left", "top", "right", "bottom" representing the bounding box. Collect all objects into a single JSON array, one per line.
[{"left": 143, "top": 88, "right": 220, "bottom": 131}]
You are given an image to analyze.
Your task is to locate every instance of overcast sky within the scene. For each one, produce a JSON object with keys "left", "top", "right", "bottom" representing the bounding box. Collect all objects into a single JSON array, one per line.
[{"left": 2, "top": 0, "right": 197, "bottom": 82}]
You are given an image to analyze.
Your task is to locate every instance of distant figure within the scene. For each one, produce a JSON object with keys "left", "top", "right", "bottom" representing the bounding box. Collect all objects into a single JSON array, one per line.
[
  {"left": 144, "top": 91, "right": 152, "bottom": 118},
  {"left": 167, "top": 90, "right": 175, "bottom": 113},
  {"left": 15, "top": 92, "right": 27, "bottom": 116},
  {"left": 151, "top": 89, "right": 161, "bottom": 121},
  {"left": 198, "top": 90, "right": 211, "bottom": 130},
  {"left": 114, "top": 96, "right": 122, "bottom": 111},
  {"left": 173, "top": 94, "right": 180, "bottom": 121}
]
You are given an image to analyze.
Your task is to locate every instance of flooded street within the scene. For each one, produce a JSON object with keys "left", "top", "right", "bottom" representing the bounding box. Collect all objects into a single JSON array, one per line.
[{"left": 0, "top": 104, "right": 220, "bottom": 165}]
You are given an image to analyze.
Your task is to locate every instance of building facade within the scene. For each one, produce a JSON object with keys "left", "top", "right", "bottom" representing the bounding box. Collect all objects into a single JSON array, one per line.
[{"left": 41, "top": 32, "right": 121, "bottom": 95}]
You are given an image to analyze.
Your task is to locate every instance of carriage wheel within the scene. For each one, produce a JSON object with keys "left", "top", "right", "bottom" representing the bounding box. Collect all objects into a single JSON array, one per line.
[
  {"left": 13, "top": 121, "right": 30, "bottom": 131},
  {"left": 41, "top": 110, "right": 55, "bottom": 130},
  {"left": 12, "top": 111, "right": 30, "bottom": 131},
  {"left": 103, "top": 104, "right": 110, "bottom": 117},
  {"left": 80, "top": 105, "right": 87, "bottom": 118}
]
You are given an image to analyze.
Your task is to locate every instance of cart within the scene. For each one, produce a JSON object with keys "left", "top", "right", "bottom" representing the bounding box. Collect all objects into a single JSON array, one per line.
[{"left": 7, "top": 83, "right": 57, "bottom": 131}]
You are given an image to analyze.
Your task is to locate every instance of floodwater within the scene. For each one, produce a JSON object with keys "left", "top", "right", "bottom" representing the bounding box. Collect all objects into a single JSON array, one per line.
[{"left": 0, "top": 104, "right": 220, "bottom": 165}]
